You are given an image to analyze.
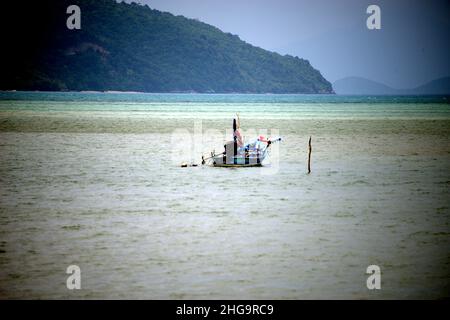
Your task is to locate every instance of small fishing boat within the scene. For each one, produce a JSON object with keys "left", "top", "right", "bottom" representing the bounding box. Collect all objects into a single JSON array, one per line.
[
  {"left": 210, "top": 154, "right": 265, "bottom": 167},
  {"left": 202, "top": 116, "right": 281, "bottom": 167}
]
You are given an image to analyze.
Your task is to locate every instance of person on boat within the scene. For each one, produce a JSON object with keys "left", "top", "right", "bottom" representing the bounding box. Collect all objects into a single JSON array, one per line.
[
  {"left": 244, "top": 135, "right": 270, "bottom": 152},
  {"left": 234, "top": 114, "right": 244, "bottom": 148},
  {"left": 234, "top": 128, "right": 243, "bottom": 147}
]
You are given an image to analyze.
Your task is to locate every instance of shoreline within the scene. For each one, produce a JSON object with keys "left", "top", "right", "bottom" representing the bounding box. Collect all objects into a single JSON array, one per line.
[
  {"left": 1, "top": 90, "right": 450, "bottom": 98},
  {"left": 0, "top": 89, "right": 336, "bottom": 95}
]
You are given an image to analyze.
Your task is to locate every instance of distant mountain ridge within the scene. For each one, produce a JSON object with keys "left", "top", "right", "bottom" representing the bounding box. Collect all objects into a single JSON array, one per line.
[
  {"left": 0, "top": 0, "right": 333, "bottom": 94},
  {"left": 333, "top": 76, "right": 450, "bottom": 95}
]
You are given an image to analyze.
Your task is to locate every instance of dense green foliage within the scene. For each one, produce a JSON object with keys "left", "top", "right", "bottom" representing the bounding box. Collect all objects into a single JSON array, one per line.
[{"left": 1, "top": 0, "right": 333, "bottom": 93}]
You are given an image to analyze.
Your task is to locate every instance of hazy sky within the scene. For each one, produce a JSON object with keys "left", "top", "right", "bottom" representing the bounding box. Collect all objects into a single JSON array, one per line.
[{"left": 130, "top": 0, "right": 450, "bottom": 88}]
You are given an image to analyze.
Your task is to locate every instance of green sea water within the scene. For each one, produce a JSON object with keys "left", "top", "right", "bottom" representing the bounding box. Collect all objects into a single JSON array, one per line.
[{"left": 0, "top": 92, "right": 449, "bottom": 299}]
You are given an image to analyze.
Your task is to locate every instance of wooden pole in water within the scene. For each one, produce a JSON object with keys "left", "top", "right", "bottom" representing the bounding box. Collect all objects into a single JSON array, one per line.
[{"left": 307, "top": 136, "right": 312, "bottom": 174}]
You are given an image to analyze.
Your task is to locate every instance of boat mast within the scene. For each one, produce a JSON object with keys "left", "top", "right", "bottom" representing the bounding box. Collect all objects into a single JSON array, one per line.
[{"left": 233, "top": 118, "right": 238, "bottom": 163}]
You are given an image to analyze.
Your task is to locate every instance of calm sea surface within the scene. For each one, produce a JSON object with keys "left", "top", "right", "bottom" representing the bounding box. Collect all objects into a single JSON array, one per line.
[{"left": 0, "top": 92, "right": 449, "bottom": 299}]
